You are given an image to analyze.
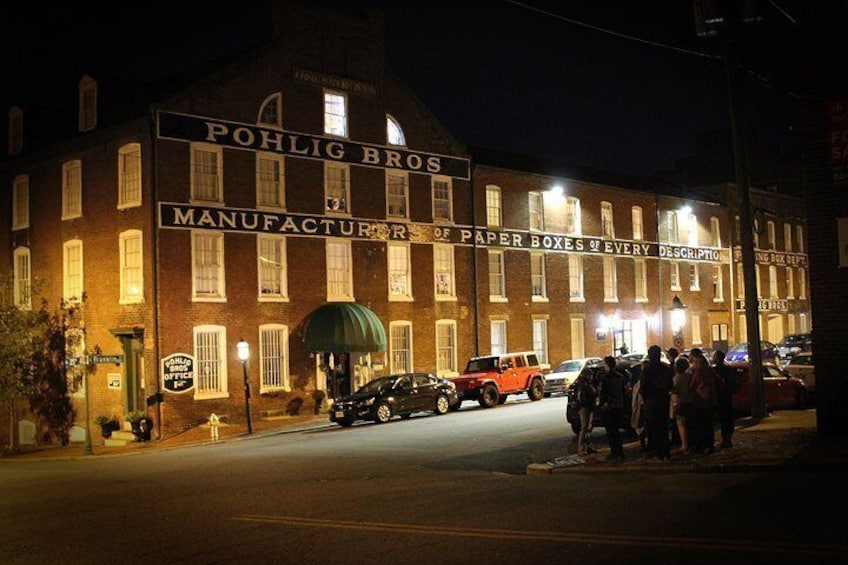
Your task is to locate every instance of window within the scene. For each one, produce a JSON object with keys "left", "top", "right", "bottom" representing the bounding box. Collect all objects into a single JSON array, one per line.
[
  {"left": 687, "top": 213, "right": 698, "bottom": 247},
  {"left": 787, "top": 313, "right": 796, "bottom": 334},
  {"left": 769, "top": 265, "right": 779, "bottom": 298},
  {"left": 738, "top": 314, "right": 747, "bottom": 342},
  {"left": 326, "top": 239, "right": 353, "bottom": 300},
  {"left": 753, "top": 229, "right": 759, "bottom": 249},
  {"left": 755, "top": 265, "right": 762, "bottom": 297},
  {"left": 435, "top": 320, "right": 457, "bottom": 376},
  {"left": 796, "top": 226, "right": 804, "bottom": 253},
  {"left": 634, "top": 258, "right": 647, "bottom": 301},
  {"left": 568, "top": 254, "right": 584, "bottom": 301},
  {"left": 670, "top": 261, "right": 681, "bottom": 291},
  {"left": 603, "top": 257, "right": 617, "bottom": 301},
  {"left": 8, "top": 106, "right": 23, "bottom": 155},
  {"left": 324, "top": 90, "right": 347, "bottom": 137},
  {"left": 767, "top": 221, "right": 776, "bottom": 250},
  {"left": 565, "top": 197, "right": 581, "bottom": 235},
  {"left": 529, "top": 191, "right": 544, "bottom": 231},
  {"left": 256, "top": 153, "right": 285, "bottom": 209},
  {"left": 786, "top": 267, "right": 795, "bottom": 299},
  {"left": 12, "top": 175, "right": 29, "bottom": 230},
  {"left": 62, "top": 160, "right": 82, "bottom": 220},
  {"left": 689, "top": 263, "right": 700, "bottom": 291},
  {"left": 601, "top": 201, "right": 615, "bottom": 239},
  {"left": 666, "top": 211, "right": 679, "bottom": 244},
  {"left": 691, "top": 314, "right": 702, "bottom": 345},
  {"left": 119, "top": 230, "right": 143, "bottom": 304},
  {"left": 488, "top": 250, "right": 506, "bottom": 300},
  {"left": 192, "top": 231, "right": 225, "bottom": 300},
  {"left": 631, "top": 206, "right": 643, "bottom": 240},
  {"left": 570, "top": 317, "right": 585, "bottom": 359},
  {"left": 486, "top": 185, "right": 502, "bottom": 227},
  {"left": 390, "top": 321, "right": 413, "bottom": 373},
  {"left": 712, "top": 265, "right": 724, "bottom": 302},
  {"left": 784, "top": 223, "right": 793, "bottom": 252},
  {"left": 258, "top": 92, "right": 282, "bottom": 128},
  {"left": 78, "top": 75, "right": 97, "bottom": 132},
  {"left": 533, "top": 319, "right": 549, "bottom": 364},
  {"left": 194, "top": 325, "right": 227, "bottom": 398},
  {"left": 118, "top": 143, "right": 142, "bottom": 208},
  {"left": 260, "top": 324, "right": 290, "bottom": 392},
  {"left": 191, "top": 143, "right": 223, "bottom": 203},
  {"left": 490, "top": 320, "right": 507, "bottom": 356},
  {"left": 386, "top": 170, "right": 409, "bottom": 219},
  {"left": 386, "top": 114, "right": 405, "bottom": 146},
  {"left": 325, "top": 162, "right": 349, "bottom": 213},
  {"left": 257, "top": 235, "right": 288, "bottom": 300},
  {"left": 799, "top": 313, "right": 809, "bottom": 333},
  {"left": 388, "top": 242, "right": 412, "bottom": 300},
  {"left": 798, "top": 268, "right": 806, "bottom": 299},
  {"left": 432, "top": 176, "right": 453, "bottom": 222},
  {"left": 13, "top": 247, "right": 31, "bottom": 310},
  {"left": 707, "top": 217, "right": 721, "bottom": 248},
  {"left": 734, "top": 215, "right": 741, "bottom": 243},
  {"left": 434, "top": 244, "right": 456, "bottom": 299},
  {"left": 63, "top": 239, "right": 84, "bottom": 304},
  {"left": 736, "top": 263, "right": 745, "bottom": 298},
  {"left": 530, "top": 252, "right": 547, "bottom": 300}
]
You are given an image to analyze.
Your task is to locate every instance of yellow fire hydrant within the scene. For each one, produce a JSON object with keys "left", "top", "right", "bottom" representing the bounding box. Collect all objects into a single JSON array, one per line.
[{"left": 208, "top": 413, "right": 220, "bottom": 441}]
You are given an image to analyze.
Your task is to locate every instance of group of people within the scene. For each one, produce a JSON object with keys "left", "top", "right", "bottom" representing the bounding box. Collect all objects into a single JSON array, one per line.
[{"left": 573, "top": 345, "right": 739, "bottom": 462}]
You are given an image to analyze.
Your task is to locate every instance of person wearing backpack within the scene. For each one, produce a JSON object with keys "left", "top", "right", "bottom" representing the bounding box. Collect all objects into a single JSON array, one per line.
[
  {"left": 597, "top": 356, "right": 627, "bottom": 461},
  {"left": 574, "top": 368, "right": 598, "bottom": 456},
  {"left": 712, "top": 349, "right": 738, "bottom": 448},
  {"left": 689, "top": 348, "right": 719, "bottom": 454}
]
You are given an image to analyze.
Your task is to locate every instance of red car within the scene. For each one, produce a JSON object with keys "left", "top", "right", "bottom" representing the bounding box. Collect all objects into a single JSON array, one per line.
[{"left": 728, "top": 362, "right": 809, "bottom": 415}]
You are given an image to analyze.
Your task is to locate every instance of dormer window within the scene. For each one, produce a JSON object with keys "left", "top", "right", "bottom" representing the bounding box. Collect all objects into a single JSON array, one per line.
[
  {"left": 78, "top": 75, "right": 97, "bottom": 132},
  {"left": 8, "top": 106, "right": 23, "bottom": 155},
  {"left": 386, "top": 114, "right": 405, "bottom": 146},
  {"left": 258, "top": 93, "right": 282, "bottom": 128}
]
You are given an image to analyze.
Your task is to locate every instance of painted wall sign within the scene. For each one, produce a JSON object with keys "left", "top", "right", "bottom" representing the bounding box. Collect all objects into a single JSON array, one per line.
[
  {"left": 732, "top": 248, "right": 808, "bottom": 268},
  {"left": 156, "top": 111, "right": 471, "bottom": 180},
  {"left": 293, "top": 67, "right": 377, "bottom": 97},
  {"left": 161, "top": 353, "right": 196, "bottom": 394},
  {"left": 735, "top": 298, "right": 789, "bottom": 312}
]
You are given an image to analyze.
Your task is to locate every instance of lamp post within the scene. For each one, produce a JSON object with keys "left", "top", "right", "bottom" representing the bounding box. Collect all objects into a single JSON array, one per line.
[
  {"left": 669, "top": 295, "right": 688, "bottom": 350},
  {"left": 237, "top": 338, "right": 253, "bottom": 434}
]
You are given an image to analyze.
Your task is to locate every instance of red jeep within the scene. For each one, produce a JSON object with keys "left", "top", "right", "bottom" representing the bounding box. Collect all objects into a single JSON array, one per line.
[{"left": 450, "top": 351, "right": 546, "bottom": 408}]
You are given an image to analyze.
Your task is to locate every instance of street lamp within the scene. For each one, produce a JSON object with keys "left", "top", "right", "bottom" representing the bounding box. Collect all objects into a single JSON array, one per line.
[
  {"left": 237, "top": 338, "right": 253, "bottom": 434},
  {"left": 669, "top": 295, "right": 687, "bottom": 350}
]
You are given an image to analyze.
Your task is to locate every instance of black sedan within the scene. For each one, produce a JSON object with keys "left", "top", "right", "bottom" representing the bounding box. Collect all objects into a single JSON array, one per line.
[{"left": 329, "top": 373, "right": 459, "bottom": 427}]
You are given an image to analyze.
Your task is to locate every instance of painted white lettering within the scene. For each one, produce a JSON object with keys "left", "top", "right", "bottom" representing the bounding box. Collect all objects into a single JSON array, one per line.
[
  {"left": 391, "top": 225, "right": 407, "bottom": 240},
  {"left": 326, "top": 142, "right": 345, "bottom": 160},
  {"left": 319, "top": 219, "right": 334, "bottom": 235},
  {"left": 460, "top": 229, "right": 473, "bottom": 244},
  {"left": 173, "top": 208, "right": 196, "bottom": 226},
  {"left": 530, "top": 235, "right": 540, "bottom": 248},
  {"left": 263, "top": 215, "right": 277, "bottom": 231},
  {"left": 197, "top": 210, "right": 217, "bottom": 227},
  {"left": 604, "top": 241, "right": 613, "bottom": 253},
  {"left": 385, "top": 150, "right": 402, "bottom": 168},
  {"left": 219, "top": 211, "right": 238, "bottom": 230},
  {"left": 512, "top": 233, "right": 522, "bottom": 247},
  {"left": 233, "top": 127, "right": 255, "bottom": 147},
  {"left": 499, "top": 232, "right": 511, "bottom": 246},
  {"left": 205, "top": 122, "right": 228, "bottom": 142},
  {"left": 362, "top": 147, "right": 381, "bottom": 165},
  {"left": 575, "top": 239, "right": 584, "bottom": 251},
  {"left": 301, "top": 218, "right": 317, "bottom": 234},
  {"left": 288, "top": 135, "right": 310, "bottom": 155},
  {"left": 259, "top": 130, "right": 285, "bottom": 152},
  {"left": 426, "top": 156, "right": 442, "bottom": 173},
  {"left": 406, "top": 154, "right": 423, "bottom": 170},
  {"left": 339, "top": 220, "right": 355, "bottom": 236}
]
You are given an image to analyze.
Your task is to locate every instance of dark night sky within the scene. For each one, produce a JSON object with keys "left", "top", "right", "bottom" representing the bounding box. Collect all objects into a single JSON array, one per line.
[{"left": 1, "top": 0, "right": 800, "bottom": 177}]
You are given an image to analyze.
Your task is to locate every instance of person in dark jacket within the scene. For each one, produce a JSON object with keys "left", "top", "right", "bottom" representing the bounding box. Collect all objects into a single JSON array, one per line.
[
  {"left": 712, "top": 349, "right": 738, "bottom": 448},
  {"left": 640, "top": 345, "right": 673, "bottom": 460},
  {"left": 597, "top": 356, "right": 627, "bottom": 461}
]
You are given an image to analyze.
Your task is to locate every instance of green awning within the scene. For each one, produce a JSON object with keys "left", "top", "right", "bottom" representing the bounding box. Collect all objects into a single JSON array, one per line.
[{"left": 302, "top": 302, "right": 387, "bottom": 353}]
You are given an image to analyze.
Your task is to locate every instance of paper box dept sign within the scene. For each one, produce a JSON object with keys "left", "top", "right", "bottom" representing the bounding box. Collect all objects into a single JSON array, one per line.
[{"left": 161, "top": 353, "right": 195, "bottom": 393}]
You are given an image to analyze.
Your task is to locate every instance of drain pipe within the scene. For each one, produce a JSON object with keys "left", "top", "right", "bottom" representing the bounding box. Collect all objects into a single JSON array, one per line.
[{"left": 470, "top": 162, "right": 480, "bottom": 356}]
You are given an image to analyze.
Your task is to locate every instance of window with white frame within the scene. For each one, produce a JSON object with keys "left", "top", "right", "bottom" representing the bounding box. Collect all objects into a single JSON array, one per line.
[
  {"left": 689, "top": 263, "right": 700, "bottom": 291},
  {"left": 256, "top": 153, "right": 285, "bottom": 209},
  {"left": 603, "top": 257, "right": 618, "bottom": 301},
  {"left": 737, "top": 263, "right": 745, "bottom": 298},
  {"left": 63, "top": 239, "right": 84, "bottom": 304},
  {"left": 666, "top": 211, "right": 679, "bottom": 244},
  {"left": 784, "top": 223, "right": 793, "bottom": 252},
  {"left": 634, "top": 258, "right": 648, "bottom": 301},
  {"left": 258, "top": 92, "right": 282, "bottom": 128},
  {"left": 490, "top": 320, "right": 507, "bottom": 356},
  {"left": 258, "top": 235, "right": 288, "bottom": 300},
  {"left": 799, "top": 313, "right": 809, "bottom": 333},
  {"left": 734, "top": 215, "right": 741, "bottom": 242},
  {"left": 786, "top": 267, "right": 794, "bottom": 298},
  {"left": 62, "top": 160, "right": 82, "bottom": 220},
  {"left": 386, "top": 114, "right": 405, "bottom": 146},
  {"left": 529, "top": 191, "right": 544, "bottom": 231},
  {"left": 532, "top": 319, "right": 549, "bottom": 364},
  {"left": 118, "top": 143, "right": 142, "bottom": 208},
  {"left": 78, "top": 75, "right": 97, "bottom": 132},
  {"left": 753, "top": 229, "right": 759, "bottom": 249},
  {"left": 13, "top": 247, "right": 31, "bottom": 310},
  {"left": 390, "top": 321, "right": 413, "bottom": 373},
  {"left": 435, "top": 320, "right": 457, "bottom": 376},
  {"left": 569, "top": 254, "right": 584, "bottom": 300},
  {"left": 670, "top": 261, "right": 681, "bottom": 291},
  {"left": 260, "top": 324, "right": 290, "bottom": 392},
  {"left": 691, "top": 314, "right": 702, "bottom": 344},
  {"left": 713, "top": 265, "right": 724, "bottom": 302},
  {"left": 119, "top": 230, "right": 143, "bottom": 304},
  {"left": 324, "top": 90, "right": 347, "bottom": 137},
  {"left": 326, "top": 239, "right": 353, "bottom": 300},
  {"left": 769, "top": 265, "right": 779, "bottom": 298},
  {"left": 388, "top": 242, "right": 412, "bottom": 300},
  {"left": 601, "top": 201, "right": 615, "bottom": 239},
  {"left": 8, "top": 106, "right": 22, "bottom": 155},
  {"left": 433, "top": 244, "right": 456, "bottom": 299},
  {"left": 486, "top": 185, "right": 502, "bottom": 227},
  {"left": 787, "top": 313, "right": 796, "bottom": 334},
  {"left": 191, "top": 143, "right": 222, "bottom": 203},
  {"left": 432, "top": 176, "right": 453, "bottom": 222},
  {"left": 767, "top": 221, "right": 776, "bottom": 250},
  {"left": 710, "top": 217, "right": 721, "bottom": 247},
  {"left": 530, "top": 252, "right": 547, "bottom": 300},
  {"left": 565, "top": 197, "right": 582, "bottom": 235},
  {"left": 325, "top": 162, "right": 349, "bottom": 213},
  {"left": 687, "top": 213, "right": 698, "bottom": 247},
  {"left": 796, "top": 226, "right": 804, "bottom": 253},
  {"left": 194, "top": 325, "right": 227, "bottom": 398},
  {"left": 631, "top": 206, "right": 643, "bottom": 240},
  {"left": 192, "top": 231, "right": 225, "bottom": 300},
  {"left": 798, "top": 268, "right": 806, "bottom": 298},
  {"left": 738, "top": 313, "right": 747, "bottom": 342},
  {"left": 12, "top": 175, "right": 29, "bottom": 230},
  {"left": 755, "top": 265, "right": 762, "bottom": 297},
  {"left": 386, "top": 170, "right": 409, "bottom": 219},
  {"left": 488, "top": 250, "right": 506, "bottom": 300}
]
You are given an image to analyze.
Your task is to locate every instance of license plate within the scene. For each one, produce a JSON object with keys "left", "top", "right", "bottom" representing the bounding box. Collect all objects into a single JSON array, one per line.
[{"left": 335, "top": 411, "right": 344, "bottom": 419}]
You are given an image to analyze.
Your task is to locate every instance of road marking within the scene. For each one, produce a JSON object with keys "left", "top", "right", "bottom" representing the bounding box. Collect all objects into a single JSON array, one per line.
[{"left": 235, "top": 515, "right": 845, "bottom": 557}]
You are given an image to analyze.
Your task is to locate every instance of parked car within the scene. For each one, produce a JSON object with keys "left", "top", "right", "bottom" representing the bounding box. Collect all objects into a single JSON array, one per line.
[
  {"left": 451, "top": 351, "right": 546, "bottom": 408},
  {"left": 783, "top": 352, "right": 815, "bottom": 395},
  {"left": 725, "top": 341, "right": 779, "bottom": 364},
  {"left": 729, "top": 362, "right": 808, "bottom": 415},
  {"left": 544, "top": 357, "right": 602, "bottom": 397},
  {"left": 329, "top": 372, "right": 459, "bottom": 427},
  {"left": 564, "top": 361, "right": 636, "bottom": 435},
  {"left": 776, "top": 333, "right": 812, "bottom": 364},
  {"left": 682, "top": 346, "right": 715, "bottom": 361}
]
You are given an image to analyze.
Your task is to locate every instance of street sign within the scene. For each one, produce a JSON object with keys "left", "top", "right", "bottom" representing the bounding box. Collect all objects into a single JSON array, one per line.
[{"left": 64, "top": 354, "right": 123, "bottom": 368}]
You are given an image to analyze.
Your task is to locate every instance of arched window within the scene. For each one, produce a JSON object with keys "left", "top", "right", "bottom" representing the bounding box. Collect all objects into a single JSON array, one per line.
[
  {"left": 386, "top": 114, "right": 405, "bottom": 146},
  {"left": 258, "top": 93, "right": 282, "bottom": 128}
]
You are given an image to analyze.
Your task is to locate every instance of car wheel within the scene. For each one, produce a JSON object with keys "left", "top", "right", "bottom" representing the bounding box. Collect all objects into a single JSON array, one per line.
[
  {"left": 570, "top": 421, "right": 581, "bottom": 435},
  {"left": 337, "top": 418, "right": 354, "bottom": 427},
  {"left": 479, "top": 384, "right": 500, "bottom": 408},
  {"left": 528, "top": 378, "right": 544, "bottom": 401},
  {"left": 796, "top": 389, "right": 808, "bottom": 410},
  {"left": 434, "top": 394, "right": 450, "bottom": 415},
  {"left": 374, "top": 402, "right": 392, "bottom": 423}
]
